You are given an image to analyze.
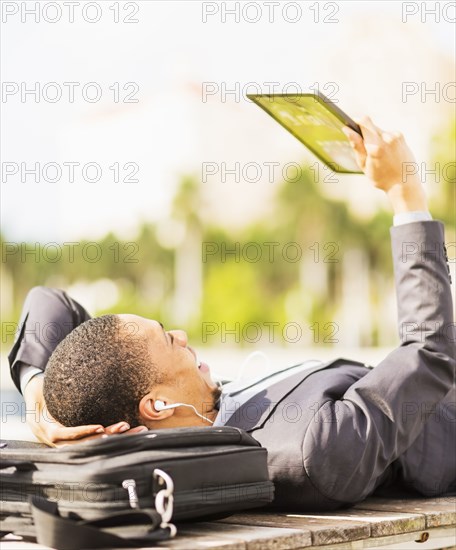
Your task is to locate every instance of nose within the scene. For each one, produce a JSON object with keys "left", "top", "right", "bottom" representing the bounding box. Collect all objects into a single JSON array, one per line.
[{"left": 169, "top": 330, "right": 188, "bottom": 347}]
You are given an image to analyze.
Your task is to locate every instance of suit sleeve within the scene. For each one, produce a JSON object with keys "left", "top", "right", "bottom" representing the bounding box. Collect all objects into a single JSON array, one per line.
[
  {"left": 303, "top": 220, "right": 455, "bottom": 503},
  {"left": 8, "top": 286, "right": 91, "bottom": 393}
]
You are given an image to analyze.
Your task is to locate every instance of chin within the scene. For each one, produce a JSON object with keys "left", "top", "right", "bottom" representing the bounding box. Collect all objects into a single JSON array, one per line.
[{"left": 200, "top": 369, "right": 214, "bottom": 386}]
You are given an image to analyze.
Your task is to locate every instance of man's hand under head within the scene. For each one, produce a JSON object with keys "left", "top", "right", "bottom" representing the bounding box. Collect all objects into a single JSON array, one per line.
[
  {"left": 23, "top": 376, "right": 147, "bottom": 447},
  {"left": 343, "top": 117, "right": 429, "bottom": 215}
]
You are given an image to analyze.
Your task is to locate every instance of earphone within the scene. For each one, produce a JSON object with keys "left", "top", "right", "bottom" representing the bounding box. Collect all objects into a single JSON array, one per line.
[{"left": 154, "top": 400, "right": 214, "bottom": 424}]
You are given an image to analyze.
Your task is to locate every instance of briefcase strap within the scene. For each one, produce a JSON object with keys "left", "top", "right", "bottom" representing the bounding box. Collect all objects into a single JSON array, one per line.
[{"left": 30, "top": 496, "right": 173, "bottom": 549}]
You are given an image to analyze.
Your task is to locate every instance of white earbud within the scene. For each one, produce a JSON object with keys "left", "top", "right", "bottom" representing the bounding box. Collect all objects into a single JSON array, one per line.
[{"left": 154, "top": 400, "right": 214, "bottom": 424}]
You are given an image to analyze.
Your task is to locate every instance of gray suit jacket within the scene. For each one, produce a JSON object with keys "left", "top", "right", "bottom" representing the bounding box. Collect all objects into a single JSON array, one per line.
[{"left": 225, "top": 221, "right": 455, "bottom": 511}]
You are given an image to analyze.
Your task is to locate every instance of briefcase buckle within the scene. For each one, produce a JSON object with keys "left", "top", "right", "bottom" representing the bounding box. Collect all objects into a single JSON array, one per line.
[
  {"left": 153, "top": 468, "right": 176, "bottom": 537},
  {"left": 122, "top": 478, "right": 139, "bottom": 509}
]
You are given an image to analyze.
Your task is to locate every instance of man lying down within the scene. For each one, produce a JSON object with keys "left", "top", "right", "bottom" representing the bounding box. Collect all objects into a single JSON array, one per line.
[{"left": 9, "top": 117, "right": 455, "bottom": 512}]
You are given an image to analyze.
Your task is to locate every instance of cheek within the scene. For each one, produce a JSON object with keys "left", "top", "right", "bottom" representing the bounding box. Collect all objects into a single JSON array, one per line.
[{"left": 174, "top": 358, "right": 200, "bottom": 387}]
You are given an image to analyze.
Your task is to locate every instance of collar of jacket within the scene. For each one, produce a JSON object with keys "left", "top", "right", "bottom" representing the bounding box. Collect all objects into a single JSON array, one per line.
[
  {"left": 223, "top": 358, "right": 370, "bottom": 432},
  {"left": 223, "top": 360, "right": 321, "bottom": 397}
]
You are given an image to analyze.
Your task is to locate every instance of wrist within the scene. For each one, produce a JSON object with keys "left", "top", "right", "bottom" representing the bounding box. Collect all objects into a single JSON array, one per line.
[
  {"left": 23, "top": 375, "right": 44, "bottom": 408},
  {"left": 23, "top": 375, "right": 56, "bottom": 444},
  {"left": 20, "top": 365, "right": 44, "bottom": 395},
  {"left": 386, "top": 182, "right": 429, "bottom": 215}
]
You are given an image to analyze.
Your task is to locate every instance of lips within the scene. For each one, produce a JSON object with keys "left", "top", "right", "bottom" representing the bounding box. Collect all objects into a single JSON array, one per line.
[
  {"left": 187, "top": 345, "right": 210, "bottom": 374},
  {"left": 198, "top": 361, "right": 210, "bottom": 373}
]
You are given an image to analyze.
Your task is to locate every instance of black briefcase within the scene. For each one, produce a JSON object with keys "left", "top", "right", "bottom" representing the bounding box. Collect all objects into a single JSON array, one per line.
[{"left": 0, "top": 426, "right": 274, "bottom": 548}]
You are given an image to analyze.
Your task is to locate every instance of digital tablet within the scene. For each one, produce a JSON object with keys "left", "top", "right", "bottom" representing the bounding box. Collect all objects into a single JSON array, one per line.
[{"left": 247, "top": 91, "right": 363, "bottom": 174}]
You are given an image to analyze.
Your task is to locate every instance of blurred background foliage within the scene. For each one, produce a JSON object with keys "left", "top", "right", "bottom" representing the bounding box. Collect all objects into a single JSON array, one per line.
[{"left": 1, "top": 121, "right": 454, "bottom": 351}]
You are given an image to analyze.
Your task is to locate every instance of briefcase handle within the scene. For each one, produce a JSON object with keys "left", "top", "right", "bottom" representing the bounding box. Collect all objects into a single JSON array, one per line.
[
  {"left": 30, "top": 496, "right": 173, "bottom": 549},
  {"left": 0, "top": 460, "right": 36, "bottom": 471}
]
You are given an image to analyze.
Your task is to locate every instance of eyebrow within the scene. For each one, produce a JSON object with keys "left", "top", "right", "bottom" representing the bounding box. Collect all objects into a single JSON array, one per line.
[{"left": 159, "top": 322, "right": 174, "bottom": 346}]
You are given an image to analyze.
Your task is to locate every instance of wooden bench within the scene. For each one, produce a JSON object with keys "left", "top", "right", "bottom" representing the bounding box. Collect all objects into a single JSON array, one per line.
[
  {"left": 2, "top": 496, "right": 455, "bottom": 549},
  {"left": 164, "top": 496, "right": 456, "bottom": 550}
]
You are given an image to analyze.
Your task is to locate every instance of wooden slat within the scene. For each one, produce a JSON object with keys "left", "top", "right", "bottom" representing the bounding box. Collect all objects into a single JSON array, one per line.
[
  {"left": 0, "top": 535, "right": 53, "bottom": 550},
  {"left": 2, "top": 532, "right": 243, "bottom": 550},
  {"left": 139, "top": 531, "right": 244, "bottom": 550},
  {"left": 354, "top": 496, "right": 456, "bottom": 528},
  {"left": 292, "top": 526, "right": 456, "bottom": 550},
  {"left": 218, "top": 512, "right": 370, "bottom": 546},
  {"left": 219, "top": 508, "right": 426, "bottom": 543},
  {"left": 176, "top": 522, "right": 312, "bottom": 550},
  {"left": 294, "top": 509, "right": 426, "bottom": 538}
]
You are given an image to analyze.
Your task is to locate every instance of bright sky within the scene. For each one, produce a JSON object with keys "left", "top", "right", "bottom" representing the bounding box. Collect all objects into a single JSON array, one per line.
[{"left": 1, "top": 1, "right": 455, "bottom": 241}]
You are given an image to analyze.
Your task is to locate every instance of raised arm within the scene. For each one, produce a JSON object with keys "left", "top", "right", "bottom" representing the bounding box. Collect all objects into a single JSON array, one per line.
[{"left": 303, "top": 119, "right": 455, "bottom": 504}]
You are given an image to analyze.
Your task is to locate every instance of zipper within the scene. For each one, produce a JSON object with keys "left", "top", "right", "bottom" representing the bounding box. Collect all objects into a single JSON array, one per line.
[{"left": 1, "top": 478, "right": 274, "bottom": 521}]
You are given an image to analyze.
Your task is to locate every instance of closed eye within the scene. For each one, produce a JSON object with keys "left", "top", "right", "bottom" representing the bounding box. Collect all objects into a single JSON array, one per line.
[{"left": 159, "top": 322, "right": 174, "bottom": 346}]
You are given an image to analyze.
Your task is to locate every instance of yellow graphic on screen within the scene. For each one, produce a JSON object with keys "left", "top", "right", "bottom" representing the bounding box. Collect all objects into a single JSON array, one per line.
[{"left": 248, "top": 93, "right": 363, "bottom": 174}]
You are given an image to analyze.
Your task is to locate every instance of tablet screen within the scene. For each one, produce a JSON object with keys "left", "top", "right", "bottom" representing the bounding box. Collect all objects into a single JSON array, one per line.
[{"left": 247, "top": 93, "right": 363, "bottom": 174}]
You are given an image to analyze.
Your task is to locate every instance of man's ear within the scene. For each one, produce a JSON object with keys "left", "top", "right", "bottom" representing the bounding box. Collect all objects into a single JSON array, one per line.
[{"left": 139, "top": 393, "right": 175, "bottom": 422}]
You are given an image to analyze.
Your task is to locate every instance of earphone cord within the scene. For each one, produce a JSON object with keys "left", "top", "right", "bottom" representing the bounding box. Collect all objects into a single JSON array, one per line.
[
  {"left": 211, "top": 350, "right": 272, "bottom": 385},
  {"left": 178, "top": 403, "right": 214, "bottom": 424},
  {"left": 236, "top": 350, "right": 271, "bottom": 381}
]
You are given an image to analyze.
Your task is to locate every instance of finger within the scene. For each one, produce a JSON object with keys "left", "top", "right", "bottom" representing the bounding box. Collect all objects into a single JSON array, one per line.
[
  {"left": 54, "top": 425, "right": 148, "bottom": 448},
  {"left": 343, "top": 126, "right": 364, "bottom": 148},
  {"left": 126, "top": 426, "right": 148, "bottom": 434},
  {"left": 364, "top": 119, "right": 387, "bottom": 136},
  {"left": 56, "top": 432, "right": 106, "bottom": 447},
  {"left": 51, "top": 424, "right": 105, "bottom": 442},
  {"left": 381, "top": 130, "right": 403, "bottom": 144},
  {"left": 104, "top": 422, "right": 130, "bottom": 435},
  {"left": 104, "top": 424, "right": 148, "bottom": 436},
  {"left": 343, "top": 126, "right": 367, "bottom": 169},
  {"left": 355, "top": 116, "right": 382, "bottom": 145}
]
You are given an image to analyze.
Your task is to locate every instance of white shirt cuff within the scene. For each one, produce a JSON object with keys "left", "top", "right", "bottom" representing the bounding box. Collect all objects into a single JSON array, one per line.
[
  {"left": 19, "top": 364, "right": 44, "bottom": 394},
  {"left": 393, "top": 211, "right": 433, "bottom": 226}
]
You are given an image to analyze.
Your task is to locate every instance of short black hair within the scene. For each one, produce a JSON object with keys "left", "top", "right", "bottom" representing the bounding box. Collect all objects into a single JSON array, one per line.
[{"left": 44, "top": 315, "right": 161, "bottom": 427}]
